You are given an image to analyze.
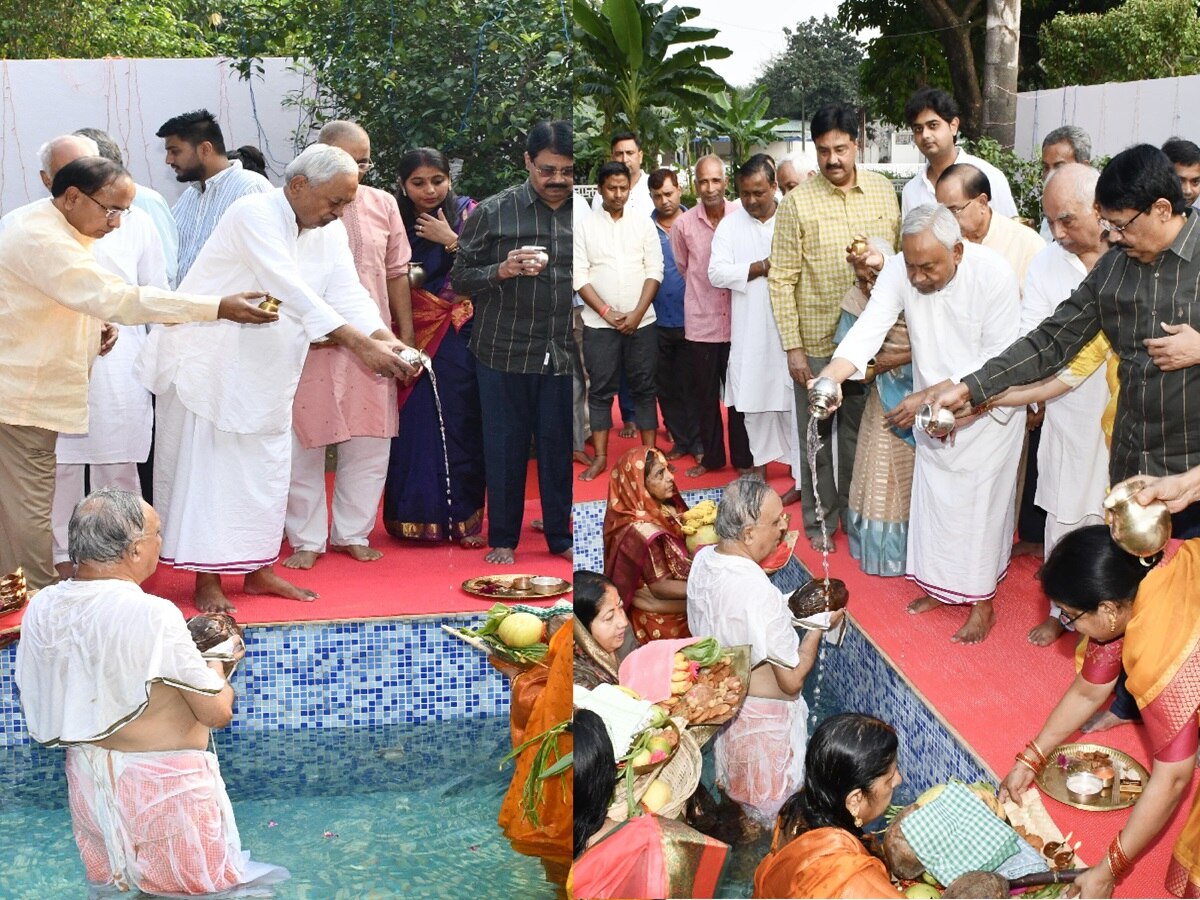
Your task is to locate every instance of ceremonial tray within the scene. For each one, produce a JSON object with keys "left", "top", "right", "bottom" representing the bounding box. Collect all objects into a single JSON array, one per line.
[
  {"left": 460, "top": 574, "right": 572, "bottom": 600},
  {"left": 1036, "top": 742, "right": 1149, "bottom": 812}
]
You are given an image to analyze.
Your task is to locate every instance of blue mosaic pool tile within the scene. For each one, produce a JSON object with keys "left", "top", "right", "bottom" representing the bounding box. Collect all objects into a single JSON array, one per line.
[{"left": 0, "top": 616, "right": 510, "bottom": 748}]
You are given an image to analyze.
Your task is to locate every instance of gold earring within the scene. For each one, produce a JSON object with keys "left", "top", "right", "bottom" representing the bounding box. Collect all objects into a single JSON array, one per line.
[
  {"left": 1108, "top": 612, "right": 1117, "bottom": 633},
  {"left": 853, "top": 814, "right": 863, "bottom": 828}
]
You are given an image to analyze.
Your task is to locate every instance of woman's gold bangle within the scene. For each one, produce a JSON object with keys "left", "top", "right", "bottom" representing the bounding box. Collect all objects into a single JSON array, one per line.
[{"left": 1014, "top": 753, "right": 1041, "bottom": 776}]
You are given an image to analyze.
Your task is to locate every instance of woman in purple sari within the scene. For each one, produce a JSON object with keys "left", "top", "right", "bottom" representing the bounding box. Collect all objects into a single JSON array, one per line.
[{"left": 383, "top": 149, "right": 486, "bottom": 546}]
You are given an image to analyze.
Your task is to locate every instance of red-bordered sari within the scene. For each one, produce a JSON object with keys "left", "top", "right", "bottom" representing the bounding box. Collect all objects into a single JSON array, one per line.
[{"left": 602, "top": 447, "right": 691, "bottom": 643}]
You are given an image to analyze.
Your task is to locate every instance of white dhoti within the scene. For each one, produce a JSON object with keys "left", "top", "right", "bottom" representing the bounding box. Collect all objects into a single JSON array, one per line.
[
  {"left": 906, "top": 409, "right": 1024, "bottom": 604},
  {"left": 285, "top": 432, "right": 390, "bottom": 551},
  {"left": 154, "top": 387, "right": 290, "bottom": 574},
  {"left": 66, "top": 745, "right": 288, "bottom": 898},
  {"left": 714, "top": 693, "right": 808, "bottom": 827},
  {"left": 51, "top": 463, "right": 143, "bottom": 564}
]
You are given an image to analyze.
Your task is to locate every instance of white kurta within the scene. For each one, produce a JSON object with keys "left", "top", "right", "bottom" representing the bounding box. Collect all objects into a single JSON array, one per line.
[
  {"left": 137, "top": 189, "right": 387, "bottom": 572},
  {"left": 708, "top": 206, "right": 800, "bottom": 470},
  {"left": 1020, "top": 242, "right": 1110, "bottom": 532},
  {"left": 834, "top": 242, "right": 1025, "bottom": 603}
]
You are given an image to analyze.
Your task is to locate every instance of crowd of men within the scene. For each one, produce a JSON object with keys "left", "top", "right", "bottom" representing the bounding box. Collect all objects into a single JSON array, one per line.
[
  {"left": 3, "top": 111, "right": 575, "bottom": 895},
  {"left": 574, "top": 86, "right": 1200, "bottom": 648}
]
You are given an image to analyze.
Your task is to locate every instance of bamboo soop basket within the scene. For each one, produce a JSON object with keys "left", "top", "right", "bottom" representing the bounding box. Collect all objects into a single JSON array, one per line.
[{"left": 609, "top": 718, "right": 702, "bottom": 822}]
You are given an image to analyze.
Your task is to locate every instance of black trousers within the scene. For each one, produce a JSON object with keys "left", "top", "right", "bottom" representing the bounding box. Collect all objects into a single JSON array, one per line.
[
  {"left": 656, "top": 326, "right": 700, "bottom": 454},
  {"left": 475, "top": 361, "right": 572, "bottom": 553},
  {"left": 684, "top": 339, "right": 751, "bottom": 471},
  {"left": 582, "top": 325, "right": 659, "bottom": 432}
]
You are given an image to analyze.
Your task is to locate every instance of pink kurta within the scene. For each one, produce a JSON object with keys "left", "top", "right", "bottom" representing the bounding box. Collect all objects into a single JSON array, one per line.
[{"left": 292, "top": 185, "right": 411, "bottom": 448}]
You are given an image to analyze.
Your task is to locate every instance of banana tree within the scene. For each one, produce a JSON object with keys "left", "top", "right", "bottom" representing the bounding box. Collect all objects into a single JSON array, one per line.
[
  {"left": 573, "top": 0, "right": 731, "bottom": 159},
  {"left": 697, "top": 85, "right": 788, "bottom": 167}
]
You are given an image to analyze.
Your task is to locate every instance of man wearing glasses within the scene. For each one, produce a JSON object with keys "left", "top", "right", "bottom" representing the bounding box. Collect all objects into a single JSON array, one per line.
[
  {"left": 930, "top": 144, "right": 1200, "bottom": 541},
  {"left": 451, "top": 120, "right": 574, "bottom": 566},
  {"left": 0, "top": 156, "right": 274, "bottom": 593}
]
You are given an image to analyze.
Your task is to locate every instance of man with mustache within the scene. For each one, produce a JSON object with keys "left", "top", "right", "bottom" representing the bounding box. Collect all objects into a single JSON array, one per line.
[
  {"left": 768, "top": 104, "right": 900, "bottom": 553},
  {"left": 901, "top": 87, "right": 1016, "bottom": 219},
  {"left": 156, "top": 109, "right": 271, "bottom": 284}
]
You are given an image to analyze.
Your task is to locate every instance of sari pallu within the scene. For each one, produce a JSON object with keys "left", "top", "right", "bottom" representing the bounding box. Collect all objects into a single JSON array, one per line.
[
  {"left": 383, "top": 198, "right": 485, "bottom": 541},
  {"left": 753, "top": 826, "right": 901, "bottom": 899}
]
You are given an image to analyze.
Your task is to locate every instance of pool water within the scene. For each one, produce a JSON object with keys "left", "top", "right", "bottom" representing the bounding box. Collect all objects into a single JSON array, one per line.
[{"left": 0, "top": 716, "right": 556, "bottom": 899}]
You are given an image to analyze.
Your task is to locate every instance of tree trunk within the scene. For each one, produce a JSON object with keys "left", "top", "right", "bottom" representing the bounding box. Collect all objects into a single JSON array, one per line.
[
  {"left": 983, "top": 0, "right": 1021, "bottom": 149},
  {"left": 919, "top": 0, "right": 985, "bottom": 139}
]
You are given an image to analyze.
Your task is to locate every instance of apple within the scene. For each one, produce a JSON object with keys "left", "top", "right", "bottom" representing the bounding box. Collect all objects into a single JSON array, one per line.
[{"left": 629, "top": 749, "right": 653, "bottom": 768}]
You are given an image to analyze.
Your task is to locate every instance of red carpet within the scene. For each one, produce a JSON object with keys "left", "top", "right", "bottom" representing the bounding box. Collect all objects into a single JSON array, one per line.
[
  {"left": 1, "top": 461, "right": 571, "bottom": 634},
  {"left": 583, "top": 424, "right": 1196, "bottom": 898}
]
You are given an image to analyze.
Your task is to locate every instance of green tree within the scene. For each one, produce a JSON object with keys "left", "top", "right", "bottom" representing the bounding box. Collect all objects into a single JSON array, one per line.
[
  {"left": 753, "top": 16, "right": 862, "bottom": 122},
  {"left": 0, "top": 0, "right": 213, "bottom": 57},
  {"left": 695, "top": 85, "right": 788, "bottom": 166},
  {"left": 1040, "top": 0, "right": 1200, "bottom": 87},
  {"left": 573, "top": 0, "right": 730, "bottom": 160}
]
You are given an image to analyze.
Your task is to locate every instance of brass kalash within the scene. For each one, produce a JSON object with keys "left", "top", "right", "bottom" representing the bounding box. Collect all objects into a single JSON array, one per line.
[{"left": 1104, "top": 475, "right": 1172, "bottom": 563}]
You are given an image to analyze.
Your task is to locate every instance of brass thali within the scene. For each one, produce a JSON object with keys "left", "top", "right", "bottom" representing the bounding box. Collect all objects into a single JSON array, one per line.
[
  {"left": 460, "top": 574, "right": 572, "bottom": 600},
  {"left": 1036, "top": 742, "right": 1149, "bottom": 812}
]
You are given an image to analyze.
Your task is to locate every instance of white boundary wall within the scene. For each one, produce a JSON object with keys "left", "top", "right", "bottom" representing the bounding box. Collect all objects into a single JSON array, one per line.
[
  {"left": 0, "top": 57, "right": 315, "bottom": 215},
  {"left": 1016, "top": 75, "right": 1200, "bottom": 161}
]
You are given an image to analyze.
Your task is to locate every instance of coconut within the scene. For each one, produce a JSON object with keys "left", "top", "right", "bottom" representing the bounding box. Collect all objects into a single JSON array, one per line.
[
  {"left": 496, "top": 612, "right": 545, "bottom": 648},
  {"left": 942, "top": 872, "right": 1008, "bottom": 898},
  {"left": 883, "top": 805, "right": 925, "bottom": 880}
]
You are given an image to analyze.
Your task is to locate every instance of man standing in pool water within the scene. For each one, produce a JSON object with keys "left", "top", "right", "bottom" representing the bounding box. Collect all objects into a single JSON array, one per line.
[{"left": 15, "top": 488, "right": 288, "bottom": 895}]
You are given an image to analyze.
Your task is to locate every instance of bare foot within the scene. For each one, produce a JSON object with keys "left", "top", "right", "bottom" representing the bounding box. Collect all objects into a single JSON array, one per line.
[
  {"left": 282, "top": 550, "right": 321, "bottom": 569},
  {"left": 194, "top": 575, "right": 237, "bottom": 614},
  {"left": 485, "top": 547, "right": 516, "bottom": 565},
  {"left": 685, "top": 463, "right": 709, "bottom": 478},
  {"left": 578, "top": 455, "right": 608, "bottom": 481},
  {"left": 460, "top": 534, "right": 486, "bottom": 549},
  {"left": 1081, "top": 709, "right": 1134, "bottom": 733},
  {"left": 556, "top": 546, "right": 573, "bottom": 562},
  {"left": 619, "top": 423, "right": 637, "bottom": 439},
  {"left": 1012, "top": 540, "right": 1044, "bottom": 559},
  {"left": 331, "top": 544, "right": 384, "bottom": 562},
  {"left": 573, "top": 450, "right": 594, "bottom": 466},
  {"left": 54, "top": 561, "right": 75, "bottom": 580},
  {"left": 951, "top": 601, "right": 995, "bottom": 644},
  {"left": 665, "top": 446, "right": 688, "bottom": 461},
  {"left": 907, "top": 594, "right": 941, "bottom": 615},
  {"left": 1028, "top": 616, "right": 1065, "bottom": 646},
  {"left": 243, "top": 566, "right": 318, "bottom": 601},
  {"left": 779, "top": 487, "right": 802, "bottom": 507},
  {"left": 809, "top": 534, "right": 836, "bottom": 553},
  {"left": 530, "top": 519, "right": 545, "bottom": 533}
]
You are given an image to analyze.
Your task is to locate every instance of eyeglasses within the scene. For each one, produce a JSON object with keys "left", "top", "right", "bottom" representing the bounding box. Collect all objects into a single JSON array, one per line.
[
  {"left": 1057, "top": 607, "right": 1089, "bottom": 627},
  {"left": 533, "top": 164, "right": 574, "bottom": 179},
  {"left": 944, "top": 198, "right": 977, "bottom": 216},
  {"left": 81, "top": 192, "right": 130, "bottom": 222},
  {"left": 1099, "top": 208, "right": 1148, "bottom": 234},
  {"left": 356, "top": 160, "right": 373, "bottom": 172}
]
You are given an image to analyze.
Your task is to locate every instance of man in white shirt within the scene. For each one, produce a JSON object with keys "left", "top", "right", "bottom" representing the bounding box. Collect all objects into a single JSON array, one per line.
[
  {"left": 590, "top": 131, "right": 654, "bottom": 218},
  {"left": 815, "top": 205, "right": 1025, "bottom": 644},
  {"left": 708, "top": 156, "right": 801, "bottom": 502},
  {"left": 902, "top": 87, "right": 1017, "bottom": 218},
  {"left": 686, "top": 476, "right": 824, "bottom": 827},
  {"left": 156, "top": 109, "right": 272, "bottom": 283},
  {"left": 138, "top": 145, "right": 418, "bottom": 614},
  {"left": 16, "top": 488, "right": 287, "bottom": 896},
  {"left": 574, "top": 161, "right": 663, "bottom": 481}
]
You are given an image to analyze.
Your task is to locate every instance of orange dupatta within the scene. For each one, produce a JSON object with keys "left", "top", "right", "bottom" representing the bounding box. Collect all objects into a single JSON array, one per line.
[{"left": 753, "top": 827, "right": 901, "bottom": 899}]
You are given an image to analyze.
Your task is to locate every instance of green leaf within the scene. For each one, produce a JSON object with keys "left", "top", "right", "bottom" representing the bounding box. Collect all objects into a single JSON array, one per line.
[{"left": 602, "top": 0, "right": 645, "bottom": 70}]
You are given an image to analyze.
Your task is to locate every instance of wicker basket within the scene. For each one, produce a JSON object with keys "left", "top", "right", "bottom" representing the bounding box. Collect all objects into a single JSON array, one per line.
[
  {"left": 788, "top": 578, "right": 849, "bottom": 619},
  {"left": 609, "top": 717, "right": 701, "bottom": 822},
  {"left": 0, "top": 567, "right": 28, "bottom": 616}
]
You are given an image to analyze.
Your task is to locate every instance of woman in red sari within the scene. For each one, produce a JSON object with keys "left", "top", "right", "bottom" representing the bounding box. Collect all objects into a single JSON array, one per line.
[
  {"left": 1001, "top": 526, "right": 1200, "bottom": 898},
  {"left": 602, "top": 447, "right": 691, "bottom": 643},
  {"left": 383, "top": 148, "right": 485, "bottom": 546}
]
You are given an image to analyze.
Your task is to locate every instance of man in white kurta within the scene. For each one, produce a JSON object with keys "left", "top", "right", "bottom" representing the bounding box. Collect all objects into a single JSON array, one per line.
[
  {"left": 818, "top": 205, "right": 1025, "bottom": 644},
  {"left": 708, "top": 159, "right": 802, "bottom": 498},
  {"left": 138, "top": 145, "right": 415, "bottom": 613}
]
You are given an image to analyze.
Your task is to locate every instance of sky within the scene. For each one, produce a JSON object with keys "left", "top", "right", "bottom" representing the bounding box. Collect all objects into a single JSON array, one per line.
[{"left": 685, "top": 0, "right": 848, "bottom": 88}]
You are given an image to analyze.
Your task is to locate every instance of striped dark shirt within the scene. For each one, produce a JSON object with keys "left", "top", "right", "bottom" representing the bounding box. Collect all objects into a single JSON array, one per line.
[
  {"left": 452, "top": 180, "right": 572, "bottom": 375},
  {"left": 964, "top": 210, "right": 1200, "bottom": 481}
]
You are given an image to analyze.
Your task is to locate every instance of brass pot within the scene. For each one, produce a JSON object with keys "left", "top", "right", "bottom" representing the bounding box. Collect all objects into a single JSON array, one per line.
[
  {"left": 408, "top": 263, "right": 426, "bottom": 290},
  {"left": 257, "top": 295, "right": 282, "bottom": 313},
  {"left": 1104, "top": 475, "right": 1171, "bottom": 558}
]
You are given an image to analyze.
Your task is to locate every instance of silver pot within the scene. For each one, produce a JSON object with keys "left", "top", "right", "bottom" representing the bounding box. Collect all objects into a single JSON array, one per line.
[
  {"left": 807, "top": 377, "right": 839, "bottom": 420},
  {"left": 914, "top": 403, "right": 956, "bottom": 438}
]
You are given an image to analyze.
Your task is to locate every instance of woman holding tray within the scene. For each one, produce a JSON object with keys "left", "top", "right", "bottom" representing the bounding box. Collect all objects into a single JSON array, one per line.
[{"left": 1000, "top": 527, "right": 1200, "bottom": 898}]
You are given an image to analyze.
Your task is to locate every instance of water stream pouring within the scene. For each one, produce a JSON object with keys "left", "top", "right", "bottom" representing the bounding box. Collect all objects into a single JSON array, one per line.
[{"left": 399, "top": 348, "right": 454, "bottom": 528}]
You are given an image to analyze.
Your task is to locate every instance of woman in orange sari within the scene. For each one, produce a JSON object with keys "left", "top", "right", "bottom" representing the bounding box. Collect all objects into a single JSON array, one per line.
[
  {"left": 603, "top": 447, "right": 691, "bottom": 643},
  {"left": 754, "top": 713, "right": 903, "bottom": 899},
  {"left": 494, "top": 616, "right": 573, "bottom": 888},
  {"left": 1001, "top": 527, "right": 1200, "bottom": 898},
  {"left": 383, "top": 148, "right": 485, "bottom": 545}
]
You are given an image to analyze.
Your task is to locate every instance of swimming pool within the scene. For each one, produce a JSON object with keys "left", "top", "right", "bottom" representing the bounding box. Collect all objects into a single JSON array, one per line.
[{"left": 1, "top": 715, "right": 554, "bottom": 899}]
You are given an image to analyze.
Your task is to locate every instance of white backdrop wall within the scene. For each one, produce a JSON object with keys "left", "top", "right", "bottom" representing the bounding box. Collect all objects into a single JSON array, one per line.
[
  {"left": 1016, "top": 75, "right": 1200, "bottom": 161},
  {"left": 0, "top": 57, "right": 315, "bottom": 215}
]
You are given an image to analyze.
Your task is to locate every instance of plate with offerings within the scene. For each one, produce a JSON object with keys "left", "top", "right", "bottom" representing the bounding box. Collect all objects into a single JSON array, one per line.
[
  {"left": 460, "top": 573, "right": 571, "bottom": 599},
  {"left": 1036, "top": 742, "right": 1148, "bottom": 811}
]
